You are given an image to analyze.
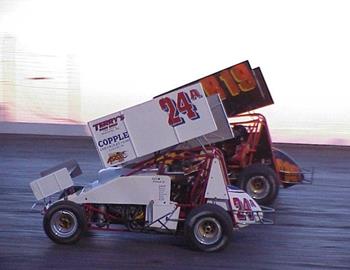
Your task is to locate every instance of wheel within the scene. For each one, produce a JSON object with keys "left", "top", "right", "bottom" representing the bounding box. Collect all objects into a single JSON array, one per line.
[
  {"left": 43, "top": 201, "right": 87, "bottom": 244},
  {"left": 239, "top": 164, "right": 279, "bottom": 205},
  {"left": 184, "top": 204, "right": 233, "bottom": 252}
]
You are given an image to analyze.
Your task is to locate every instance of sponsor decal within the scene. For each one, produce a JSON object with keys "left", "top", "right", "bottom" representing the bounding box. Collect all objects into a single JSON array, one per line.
[
  {"left": 97, "top": 132, "right": 130, "bottom": 147},
  {"left": 107, "top": 151, "right": 127, "bottom": 164},
  {"left": 92, "top": 115, "right": 125, "bottom": 132}
]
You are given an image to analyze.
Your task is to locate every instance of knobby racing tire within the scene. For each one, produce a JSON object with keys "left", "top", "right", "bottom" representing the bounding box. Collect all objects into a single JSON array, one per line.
[
  {"left": 184, "top": 204, "right": 233, "bottom": 252},
  {"left": 43, "top": 201, "right": 87, "bottom": 244},
  {"left": 239, "top": 163, "right": 279, "bottom": 205}
]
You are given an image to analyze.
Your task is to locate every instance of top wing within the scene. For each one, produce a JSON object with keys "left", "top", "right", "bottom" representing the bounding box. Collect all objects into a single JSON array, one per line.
[
  {"left": 155, "top": 61, "right": 273, "bottom": 116},
  {"left": 88, "top": 83, "right": 218, "bottom": 167}
]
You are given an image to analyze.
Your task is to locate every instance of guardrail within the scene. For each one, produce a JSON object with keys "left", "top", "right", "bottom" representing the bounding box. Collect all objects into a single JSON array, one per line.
[{"left": 0, "top": 122, "right": 91, "bottom": 137}]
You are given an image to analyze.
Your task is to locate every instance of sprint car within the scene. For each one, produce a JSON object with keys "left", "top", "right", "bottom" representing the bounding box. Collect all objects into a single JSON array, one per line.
[
  {"left": 31, "top": 146, "right": 272, "bottom": 252},
  {"left": 156, "top": 61, "right": 312, "bottom": 205},
  {"left": 30, "top": 75, "right": 274, "bottom": 251},
  {"left": 215, "top": 113, "right": 311, "bottom": 205}
]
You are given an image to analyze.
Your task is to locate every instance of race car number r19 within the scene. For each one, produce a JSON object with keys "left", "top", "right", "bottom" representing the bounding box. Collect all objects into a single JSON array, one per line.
[{"left": 200, "top": 62, "right": 257, "bottom": 101}]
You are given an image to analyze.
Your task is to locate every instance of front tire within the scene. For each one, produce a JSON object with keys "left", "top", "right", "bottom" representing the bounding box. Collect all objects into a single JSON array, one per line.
[
  {"left": 43, "top": 201, "right": 87, "bottom": 244},
  {"left": 184, "top": 204, "right": 233, "bottom": 252},
  {"left": 239, "top": 164, "right": 279, "bottom": 205}
]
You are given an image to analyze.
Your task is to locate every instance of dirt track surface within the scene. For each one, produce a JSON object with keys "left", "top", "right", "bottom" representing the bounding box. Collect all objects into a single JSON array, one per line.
[{"left": 0, "top": 135, "right": 349, "bottom": 270}]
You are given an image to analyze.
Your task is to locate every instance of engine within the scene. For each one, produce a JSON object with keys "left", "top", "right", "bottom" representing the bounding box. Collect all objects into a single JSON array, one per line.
[{"left": 89, "top": 204, "right": 146, "bottom": 231}]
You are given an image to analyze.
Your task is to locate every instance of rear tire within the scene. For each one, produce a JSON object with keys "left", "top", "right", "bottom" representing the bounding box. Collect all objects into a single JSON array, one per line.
[
  {"left": 239, "top": 164, "right": 279, "bottom": 205},
  {"left": 43, "top": 201, "right": 87, "bottom": 244},
  {"left": 184, "top": 204, "right": 233, "bottom": 252}
]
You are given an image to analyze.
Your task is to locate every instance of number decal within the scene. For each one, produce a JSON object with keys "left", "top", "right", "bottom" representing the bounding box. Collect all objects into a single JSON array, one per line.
[
  {"left": 177, "top": 92, "right": 199, "bottom": 121},
  {"left": 200, "top": 62, "right": 257, "bottom": 99},
  {"left": 231, "top": 63, "right": 257, "bottom": 92},
  {"left": 232, "top": 197, "right": 255, "bottom": 221},
  {"left": 159, "top": 97, "right": 184, "bottom": 127},
  {"left": 232, "top": 198, "right": 246, "bottom": 221},
  {"left": 243, "top": 198, "right": 254, "bottom": 221},
  {"left": 159, "top": 91, "right": 200, "bottom": 127},
  {"left": 219, "top": 69, "right": 240, "bottom": 97},
  {"left": 200, "top": 76, "right": 227, "bottom": 100}
]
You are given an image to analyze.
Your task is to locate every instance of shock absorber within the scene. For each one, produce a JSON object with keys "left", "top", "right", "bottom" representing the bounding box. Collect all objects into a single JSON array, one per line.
[{"left": 96, "top": 204, "right": 107, "bottom": 227}]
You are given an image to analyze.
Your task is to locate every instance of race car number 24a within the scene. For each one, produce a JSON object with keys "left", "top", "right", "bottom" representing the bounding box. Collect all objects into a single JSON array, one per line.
[
  {"left": 232, "top": 197, "right": 256, "bottom": 221},
  {"left": 159, "top": 90, "right": 201, "bottom": 127}
]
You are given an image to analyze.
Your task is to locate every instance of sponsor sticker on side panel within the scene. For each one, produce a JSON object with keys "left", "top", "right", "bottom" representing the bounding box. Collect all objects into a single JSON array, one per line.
[{"left": 88, "top": 112, "right": 137, "bottom": 167}]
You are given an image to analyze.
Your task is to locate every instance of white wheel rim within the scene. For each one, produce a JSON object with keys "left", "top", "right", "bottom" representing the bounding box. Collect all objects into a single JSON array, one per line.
[
  {"left": 50, "top": 210, "right": 78, "bottom": 238},
  {"left": 246, "top": 176, "right": 270, "bottom": 200},
  {"left": 194, "top": 217, "right": 222, "bottom": 245}
]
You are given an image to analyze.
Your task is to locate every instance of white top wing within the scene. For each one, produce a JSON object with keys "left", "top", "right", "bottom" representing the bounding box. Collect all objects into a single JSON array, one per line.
[{"left": 88, "top": 83, "right": 218, "bottom": 167}]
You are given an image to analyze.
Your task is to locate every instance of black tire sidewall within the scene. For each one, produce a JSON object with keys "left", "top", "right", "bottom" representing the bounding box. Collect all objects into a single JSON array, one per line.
[
  {"left": 184, "top": 204, "right": 233, "bottom": 252},
  {"left": 43, "top": 200, "right": 86, "bottom": 244},
  {"left": 239, "top": 164, "right": 279, "bottom": 205}
]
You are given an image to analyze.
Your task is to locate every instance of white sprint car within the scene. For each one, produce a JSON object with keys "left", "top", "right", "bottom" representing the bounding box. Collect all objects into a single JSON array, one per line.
[{"left": 30, "top": 78, "right": 273, "bottom": 252}]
